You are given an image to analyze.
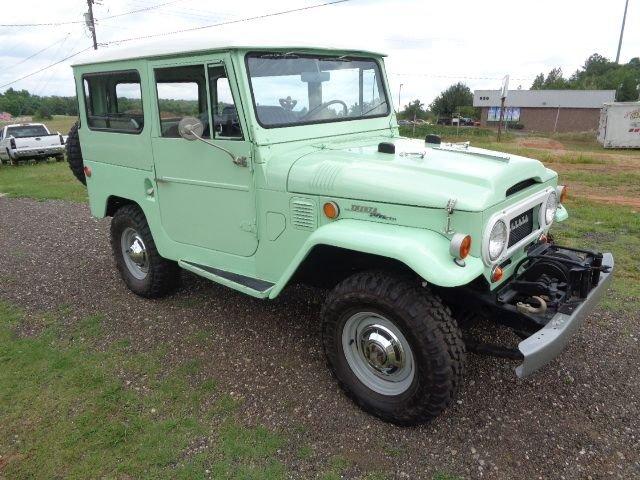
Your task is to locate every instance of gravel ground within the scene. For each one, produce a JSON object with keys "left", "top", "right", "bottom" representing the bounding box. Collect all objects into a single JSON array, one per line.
[{"left": 1, "top": 197, "right": 638, "bottom": 479}]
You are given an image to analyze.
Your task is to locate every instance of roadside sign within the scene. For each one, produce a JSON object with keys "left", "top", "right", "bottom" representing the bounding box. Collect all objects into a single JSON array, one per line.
[{"left": 501, "top": 75, "right": 510, "bottom": 99}]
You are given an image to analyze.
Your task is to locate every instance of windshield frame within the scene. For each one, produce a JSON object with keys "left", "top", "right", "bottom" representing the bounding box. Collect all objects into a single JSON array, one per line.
[{"left": 244, "top": 52, "right": 390, "bottom": 130}]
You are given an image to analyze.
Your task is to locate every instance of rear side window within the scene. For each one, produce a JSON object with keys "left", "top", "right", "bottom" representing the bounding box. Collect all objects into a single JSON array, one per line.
[
  {"left": 6, "top": 125, "right": 49, "bottom": 138},
  {"left": 83, "top": 70, "right": 144, "bottom": 134}
]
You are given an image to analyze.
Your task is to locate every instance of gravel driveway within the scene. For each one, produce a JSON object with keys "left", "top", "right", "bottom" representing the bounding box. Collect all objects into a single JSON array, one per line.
[{"left": 1, "top": 197, "right": 638, "bottom": 479}]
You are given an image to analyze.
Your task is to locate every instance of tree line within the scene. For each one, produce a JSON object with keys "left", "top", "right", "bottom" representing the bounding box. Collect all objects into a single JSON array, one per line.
[
  {"left": 531, "top": 54, "right": 640, "bottom": 101},
  {"left": 0, "top": 88, "right": 78, "bottom": 119}
]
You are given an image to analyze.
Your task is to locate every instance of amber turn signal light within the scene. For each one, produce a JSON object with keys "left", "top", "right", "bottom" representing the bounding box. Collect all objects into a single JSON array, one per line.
[
  {"left": 559, "top": 185, "right": 568, "bottom": 203},
  {"left": 323, "top": 201, "right": 339, "bottom": 219},
  {"left": 491, "top": 265, "right": 503, "bottom": 283},
  {"left": 83, "top": 166, "right": 92, "bottom": 178},
  {"left": 449, "top": 233, "right": 472, "bottom": 260},
  {"left": 557, "top": 185, "right": 568, "bottom": 203}
]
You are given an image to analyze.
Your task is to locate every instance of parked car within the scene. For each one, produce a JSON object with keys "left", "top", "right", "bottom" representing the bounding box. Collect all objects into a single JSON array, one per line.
[
  {"left": 0, "top": 123, "right": 65, "bottom": 165},
  {"left": 68, "top": 42, "right": 613, "bottom": 425}
]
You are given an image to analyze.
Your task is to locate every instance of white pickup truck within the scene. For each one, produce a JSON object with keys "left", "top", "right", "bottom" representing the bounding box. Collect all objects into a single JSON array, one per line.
[{"left": 0, "top": 123, "right": 66, "bottom": 165}]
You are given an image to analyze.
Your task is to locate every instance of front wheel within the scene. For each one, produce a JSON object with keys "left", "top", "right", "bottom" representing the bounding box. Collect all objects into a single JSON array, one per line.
[
  {"left": 321, "top": 271, "right": 466, "bottom": 425},
  {"left": 110, "top": 204, "right": 180, "bottom": 298}
]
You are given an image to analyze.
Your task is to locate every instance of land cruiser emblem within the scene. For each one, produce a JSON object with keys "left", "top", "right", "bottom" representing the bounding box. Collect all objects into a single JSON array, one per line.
[
  {"left": 511, "top": 214, "right": 529, "bottom": 231},
  {"left": 349, "top": 204, "right": 397, "bottom": 222}
]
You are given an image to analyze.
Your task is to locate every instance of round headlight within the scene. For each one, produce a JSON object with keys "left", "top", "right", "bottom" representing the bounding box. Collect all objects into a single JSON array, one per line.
[
  {"left": 488, "top": 220, "right": 508, "bottom": 261},
  {"left": 545, "top": 191, "right": 558, "bottom": 225}
]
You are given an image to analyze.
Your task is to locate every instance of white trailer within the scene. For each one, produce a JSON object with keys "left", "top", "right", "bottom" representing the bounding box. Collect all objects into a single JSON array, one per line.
[{"left": 597, "top": 102, "right": 640, "bottom": 149}]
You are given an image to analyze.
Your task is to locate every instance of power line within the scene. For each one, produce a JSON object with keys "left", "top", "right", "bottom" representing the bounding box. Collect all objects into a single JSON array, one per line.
[
  {"left": 0, "top": 17, "right": 83, "bottom": 26},
  {"left": 97, "top": 0, "right": 185, "bottom": 21},
  {"left": 3, "top": 34, "right": 71, "bottom": 72},
  {"left": 103, "top": 0, "right": 353, "bottom": 45},
  {"left": 0, "top": 0, "right": 184, "bottom": 27},
  {"left": 0, "top": 46, "right": 93, "bottom": 90},
  {"left": 391, "top": 72, "right": 535, "bottom": 81}
]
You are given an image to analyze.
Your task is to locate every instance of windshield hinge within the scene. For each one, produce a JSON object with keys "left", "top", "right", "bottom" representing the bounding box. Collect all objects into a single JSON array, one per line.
[{"left": 444, "top": 198, "right": 457, "bottom": 234}]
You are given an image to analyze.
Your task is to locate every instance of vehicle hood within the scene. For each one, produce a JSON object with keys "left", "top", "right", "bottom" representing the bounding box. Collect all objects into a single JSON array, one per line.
[{"left": 286, "top": 137, "right": 555, "bottom": 211}]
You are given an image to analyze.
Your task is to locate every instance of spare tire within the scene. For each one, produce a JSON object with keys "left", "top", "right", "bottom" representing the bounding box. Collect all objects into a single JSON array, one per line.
[{"left": 66, "top": 121, "right": 86, "bottom": 185}]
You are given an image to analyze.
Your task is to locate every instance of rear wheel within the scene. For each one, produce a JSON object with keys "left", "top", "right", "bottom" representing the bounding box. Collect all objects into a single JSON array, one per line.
[
  {"left": 321, "top": 271, "right": 466, "bottom": 425},
  {"left": 66, "top": 121, "right": 86, "bottom": 185},
  {"left": 110, "top": 204, "right": 180, "bottom": 298}
]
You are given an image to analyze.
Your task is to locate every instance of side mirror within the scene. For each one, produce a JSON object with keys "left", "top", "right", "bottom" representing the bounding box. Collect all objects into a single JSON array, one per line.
[{"left": 178, "top": 117, "right": 204, "bottom": 141}]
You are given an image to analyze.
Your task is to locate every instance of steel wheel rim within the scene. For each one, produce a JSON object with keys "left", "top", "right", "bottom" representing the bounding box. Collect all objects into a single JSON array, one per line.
[
  {"left": 342, "top": 312, "right": 415, "bottom": 396},
  {"left": 121, "top": 227, "right": 149, "bottom": 280}
]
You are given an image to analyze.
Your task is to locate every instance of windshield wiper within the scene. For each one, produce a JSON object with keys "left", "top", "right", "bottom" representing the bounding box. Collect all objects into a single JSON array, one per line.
[
  {"left": 322, "top": 55, "right": 353, "bottom": 62},
  {"left": 258, "top": 52, "right": 299, "bottom": 59},
  {"left": 361, "top": 100, "right": 387, "bottom": 116}
]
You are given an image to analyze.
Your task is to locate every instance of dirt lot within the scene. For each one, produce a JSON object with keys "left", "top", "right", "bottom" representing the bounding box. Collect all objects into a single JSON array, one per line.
[{"left": 1, "top": 197, "right": 638, "bottom": 479}]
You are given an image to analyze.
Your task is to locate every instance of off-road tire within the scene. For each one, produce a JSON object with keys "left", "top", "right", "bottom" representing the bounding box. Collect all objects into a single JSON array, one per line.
[
  {"left": 321, "top": 271, "right": 466, "bottom": 425},
  {"left": 66, "top": 121, "right": 85, "bottom": 185},
  {"left": 55, "top": 153, "right": 65, "bottom": 162},
  {"left": 110, "top": 204, "right": 180, "bottom": 298}
]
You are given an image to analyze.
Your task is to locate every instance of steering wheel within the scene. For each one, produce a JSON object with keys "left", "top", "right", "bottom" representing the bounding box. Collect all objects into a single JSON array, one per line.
[{"left": 302, "top": 99, "right": 348, "bottom": 120}]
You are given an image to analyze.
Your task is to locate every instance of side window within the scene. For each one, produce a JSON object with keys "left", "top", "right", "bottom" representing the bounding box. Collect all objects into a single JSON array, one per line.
[
  {"left": 83, "top": 70, "right": 143, "bottom": 133},
  {"left": 155, "top": 65, "right": 210, "bottom": 138},
  {"left": 208, "top": 65, "right": 243, "bottom": 139}
]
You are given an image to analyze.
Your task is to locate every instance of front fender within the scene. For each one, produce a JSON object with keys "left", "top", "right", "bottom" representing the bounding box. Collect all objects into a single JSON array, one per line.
[{"left": 269, "top": 219, "right": 484, "bottom": 298}]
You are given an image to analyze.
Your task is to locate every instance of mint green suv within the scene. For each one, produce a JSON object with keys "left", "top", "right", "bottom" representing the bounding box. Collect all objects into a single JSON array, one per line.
[{"left": 69, "top": 43, "right": 613, "bottom": 425}]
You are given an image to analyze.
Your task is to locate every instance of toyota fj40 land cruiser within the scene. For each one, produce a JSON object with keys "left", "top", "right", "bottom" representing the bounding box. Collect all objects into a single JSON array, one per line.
[{"left": 68, "top": 42, "right": 613, "bottom": 425}]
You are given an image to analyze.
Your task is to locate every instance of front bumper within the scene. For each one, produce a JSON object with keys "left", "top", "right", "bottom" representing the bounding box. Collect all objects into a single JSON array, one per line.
[
  {"left": 10, "top": 145, "right": 64, "bottom": 159},
  {"left": 516, "top": 252, "right": 614, "bottom": 377}
]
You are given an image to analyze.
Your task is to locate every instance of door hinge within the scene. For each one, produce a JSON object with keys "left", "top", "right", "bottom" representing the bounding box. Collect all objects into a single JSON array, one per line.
[
  {"left": 233, "top": 156, "right": 248, "bottom": 167},
  {"left": 240, "top": 220, "right": 257, "bottom": 235}
]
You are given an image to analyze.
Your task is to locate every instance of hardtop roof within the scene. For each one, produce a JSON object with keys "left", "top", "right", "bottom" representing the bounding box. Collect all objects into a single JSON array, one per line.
[{"left": 71, "top": 38, "right": 386, "bottom": 67}]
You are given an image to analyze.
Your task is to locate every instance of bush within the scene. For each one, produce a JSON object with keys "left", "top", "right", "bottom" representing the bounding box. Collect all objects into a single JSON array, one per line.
[{"left": 34, "top": 107, "right": 53, "bottom": 120}]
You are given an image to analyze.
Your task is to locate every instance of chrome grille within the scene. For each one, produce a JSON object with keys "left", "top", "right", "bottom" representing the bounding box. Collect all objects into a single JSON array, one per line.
[{"left": 508, "top": 208, "right": 534, "bottom": 247}]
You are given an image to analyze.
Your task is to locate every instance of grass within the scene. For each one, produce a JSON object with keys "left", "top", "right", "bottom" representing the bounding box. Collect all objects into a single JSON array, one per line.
[
  {"left": 0, "top": 161, "right": 86, "bottom": 202},
  {"left": 399, "top": 124, "right": 503, "bottom": 140},
  {"left": 552, "top": 199, "right": 640, "bottom": 312},
  {"left": 559, "top": 171, "right": 640, "bottom": 192},
  {"left": 0, "top": 301, "right": 288, "bottom": 479}
]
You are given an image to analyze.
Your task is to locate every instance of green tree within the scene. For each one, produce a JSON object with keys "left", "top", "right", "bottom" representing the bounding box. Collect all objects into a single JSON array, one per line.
[
  {"left": 531, "top": 73, "right": 545, "bottom": 89},
  {"left": 399, "top": 99, "right": 427, "bottom": 120},
  {"left": 429, "top": 83, "right": 473, "bottom": 117},
  {"left": 531, "top": 53, "right": 640, "bottom": 101}
]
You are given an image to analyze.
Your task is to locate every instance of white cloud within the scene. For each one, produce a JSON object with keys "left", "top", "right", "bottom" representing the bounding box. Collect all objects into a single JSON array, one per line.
[{"left": 0, "top": 0, "right": 638, "bottom": 107}]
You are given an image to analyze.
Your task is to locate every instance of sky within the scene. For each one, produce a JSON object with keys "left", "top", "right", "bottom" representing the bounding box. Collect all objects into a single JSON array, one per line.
[{"left": 0, "top": 0, "right": 638, "bottom": 110}]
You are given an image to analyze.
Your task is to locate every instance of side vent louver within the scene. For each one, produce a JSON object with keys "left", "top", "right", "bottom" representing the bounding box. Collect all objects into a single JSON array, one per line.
[{"left": 290, "top": 197, "right": 317, "bottom": 231}]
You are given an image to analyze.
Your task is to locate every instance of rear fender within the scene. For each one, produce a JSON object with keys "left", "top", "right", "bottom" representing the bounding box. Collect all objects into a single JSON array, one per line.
[{"left": 269, "top": 219, "right": 484, "bottom": 298}]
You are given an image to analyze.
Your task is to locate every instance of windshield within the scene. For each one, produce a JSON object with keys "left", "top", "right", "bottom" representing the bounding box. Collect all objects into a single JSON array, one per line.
[
  {"left": 6, "top": 125, "right": 49, "bottom": 138},
  {"left": 246, "top": 53, "right": 389, "bottom": 128}
]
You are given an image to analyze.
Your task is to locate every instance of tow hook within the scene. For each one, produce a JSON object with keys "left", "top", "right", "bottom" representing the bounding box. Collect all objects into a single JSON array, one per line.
[{"left": 516, "top": 296, "right": 548, "bottom": 315}]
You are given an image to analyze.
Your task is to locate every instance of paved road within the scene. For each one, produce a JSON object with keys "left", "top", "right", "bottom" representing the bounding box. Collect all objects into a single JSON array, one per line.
[{"left": 1, "top": 197, "right": 638, "bottom": 479}]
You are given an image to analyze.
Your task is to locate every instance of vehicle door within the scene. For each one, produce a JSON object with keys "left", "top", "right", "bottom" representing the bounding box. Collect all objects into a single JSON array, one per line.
[{"left": 149, "top": 55, "right": 257, "bottom": 256}]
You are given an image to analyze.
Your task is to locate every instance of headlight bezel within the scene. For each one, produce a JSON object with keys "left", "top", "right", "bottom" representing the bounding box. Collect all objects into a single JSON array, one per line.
[
  {"left": 487, "top": 220, "right": 508, "bottom": 262},
  {"left": 542, "top": 191, "right": 558, "bottom": 226}
]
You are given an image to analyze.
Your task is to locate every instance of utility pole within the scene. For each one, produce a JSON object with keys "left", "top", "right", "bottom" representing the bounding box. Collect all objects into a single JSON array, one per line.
[
  {"left": 86, "top": 0, "right": 98, "bottom": 50},
  {"left": 397, "top": 83, "right": 403, "bottom": 114},
  {"left": 497, "top": 75, "right": 509, "bottom": 142},
  {"left": 615, "top": 0, "right": 629, "bottom": 63}
]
